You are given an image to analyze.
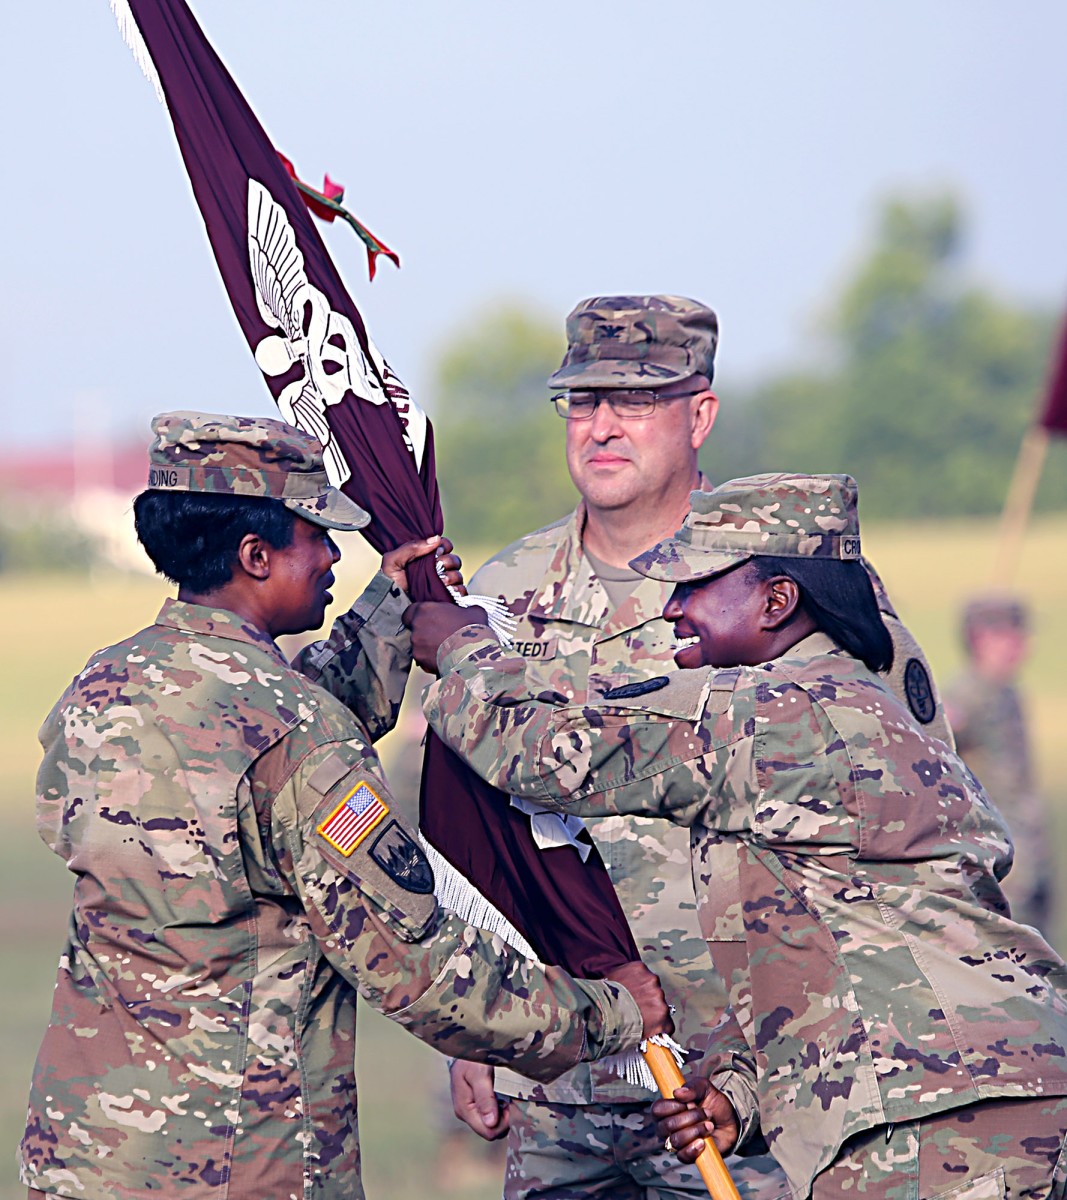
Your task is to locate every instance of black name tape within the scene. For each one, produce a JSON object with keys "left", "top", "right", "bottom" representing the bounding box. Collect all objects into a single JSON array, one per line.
[{"left": 601, "top": 676, "right": 671, "bottom": 701}]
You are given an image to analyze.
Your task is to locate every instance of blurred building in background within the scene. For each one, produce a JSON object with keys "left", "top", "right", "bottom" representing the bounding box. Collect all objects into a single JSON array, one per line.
[{"left": 1, "top": 435, "right": 149, "bottom": 575}]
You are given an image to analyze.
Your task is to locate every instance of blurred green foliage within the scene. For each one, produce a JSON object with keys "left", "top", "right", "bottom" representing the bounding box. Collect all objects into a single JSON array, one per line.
[
  {"left": 703, "top": 193, "right": 1067, "bottom": 517},
  {"left": 0, "top": 505, "right": 99, "bottom": 574},
  {"left": 432, "top": 302, "right": 577, "bottom": 550}
]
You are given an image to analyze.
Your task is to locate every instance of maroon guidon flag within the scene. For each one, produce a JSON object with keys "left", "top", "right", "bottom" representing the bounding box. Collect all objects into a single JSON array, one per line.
[
  {"left": 108, "top": 0, "right": 649, "bottom": 1009},
  {"left": 1039, "top": 310, "right": 1067, "bottom": 437}
]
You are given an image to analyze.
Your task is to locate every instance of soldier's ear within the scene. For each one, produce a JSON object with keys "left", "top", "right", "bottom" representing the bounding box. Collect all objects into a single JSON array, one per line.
[
  {"left": 689, "top": 391, "right": 719, "bottom": 451},
  {"left": 762, "top": 576, "right": 801, "bottom": 630},
  {"left": 235, "top": 532, "right": 272, "bottom": 581}
]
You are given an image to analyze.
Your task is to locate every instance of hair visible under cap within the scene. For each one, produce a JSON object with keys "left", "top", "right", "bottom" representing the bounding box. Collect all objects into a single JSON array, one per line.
[
  {"left": 134, "top": 490, "right": 296, "bottom": 593},
  {"left": 747, "top": 556, "right": 894, "bottom": 675}
]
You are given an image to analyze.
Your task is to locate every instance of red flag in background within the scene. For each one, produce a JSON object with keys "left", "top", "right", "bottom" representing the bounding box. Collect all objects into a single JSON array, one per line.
[
  {"left": 1038, "top": 312, "right": 1067, "bottom": 436},
  {"left": 109, "top": 0, "right": 642, "bottom": 983},
  {"left": 992, "top": 301, "right": 1067, "bottom": 580}
]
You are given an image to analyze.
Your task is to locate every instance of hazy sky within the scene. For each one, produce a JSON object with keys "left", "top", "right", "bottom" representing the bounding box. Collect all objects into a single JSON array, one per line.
[{"left": 4, "top": 2, "right": 1066, "bottom": 445}]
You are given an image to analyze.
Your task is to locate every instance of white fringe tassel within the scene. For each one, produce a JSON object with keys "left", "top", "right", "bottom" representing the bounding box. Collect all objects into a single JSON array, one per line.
[
  {"left": 420, "top": 836, "right": 538, "bottom": 960},
  {"left": 109, "top": 0, "right": 166, "bottom": 106},
  {"left": 600, "top": 1033, "right": 687, "bottom": 1092},
  {"left": 422, "top": 835, "right": 683, "bottom": 1091},
  {"left": 441, "top": 578, "right": 517, "bottom": 647}
]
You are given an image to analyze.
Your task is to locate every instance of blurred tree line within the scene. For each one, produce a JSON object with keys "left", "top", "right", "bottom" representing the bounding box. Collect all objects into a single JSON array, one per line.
[
  {"left": 0, "top": 507, "right": 98, "bottom": 575},
  {"left": 433, "top": 193, "right": 1067, "bottom": 553},
  {"left": 432, "top": 304, "right": 574, "bottom": 547},
  {"left": 6, "top": 192, "right": 1061, "bottom": 575}
]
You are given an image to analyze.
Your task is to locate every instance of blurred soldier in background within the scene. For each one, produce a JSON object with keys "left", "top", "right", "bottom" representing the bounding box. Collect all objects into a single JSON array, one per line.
[{"left": 945, "top": 595, "right": 1053, "bottom": 935}]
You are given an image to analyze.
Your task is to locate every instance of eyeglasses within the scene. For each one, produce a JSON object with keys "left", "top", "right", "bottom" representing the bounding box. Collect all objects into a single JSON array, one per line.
[{"left": 550, "top": 389, "right": 701, "bottom": 421}]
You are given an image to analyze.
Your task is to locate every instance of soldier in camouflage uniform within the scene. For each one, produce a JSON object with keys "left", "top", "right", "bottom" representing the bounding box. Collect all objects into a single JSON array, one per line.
[
  {"left": 944, "top": 595, "right": 1053, "bottom": 934},
  {"left": 445, "top": 297, "right": 945, "bottom": 1200},
  {"left": 415, "top": 472, "right": 1067, "bottom": 1200},
  {"left": 446, "top": 295, "right": 788, "bottom": 1200},
  {"left": 19, "top": 411, "right": 668, "bottom": 1200}
]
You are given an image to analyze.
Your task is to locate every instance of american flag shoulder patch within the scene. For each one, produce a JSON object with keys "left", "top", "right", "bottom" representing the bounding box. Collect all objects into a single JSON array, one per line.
[{"left": 317, "top": 781, "right": 389, "bottom": 856}]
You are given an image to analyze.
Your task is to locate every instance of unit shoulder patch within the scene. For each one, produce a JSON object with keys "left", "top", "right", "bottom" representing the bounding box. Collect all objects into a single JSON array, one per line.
[
  {"left": 369, "top": 820, "right": 435, "bottom": 894},
  {"left": 903, "top": 657, "right": 936, "bottom": 725}
]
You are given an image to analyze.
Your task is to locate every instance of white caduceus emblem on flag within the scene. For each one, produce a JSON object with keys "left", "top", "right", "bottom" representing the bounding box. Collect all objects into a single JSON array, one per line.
[
  {"left": 245, "top": 179, "right": 514, "bottom": 644},
  {"left": 246, "top": 178, "right": 427, "bottom": 483}
]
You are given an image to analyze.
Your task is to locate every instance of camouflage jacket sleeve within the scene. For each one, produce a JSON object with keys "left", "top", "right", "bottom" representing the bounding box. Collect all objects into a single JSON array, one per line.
[
  {"left": 943, "top": 671, "right": 1052, "bottom": 931},
  {"left": 292, "top": 571, "right": 412, "bottom": 742},
  {"left": 423, "top": 626, "right": 735, "bottom": 824},
  {"left": 706, "top": 1009, "right": 763, "bottom": 1153},
  {"left": 252, "top": 709, "right": 644, "bottom": 1081}
]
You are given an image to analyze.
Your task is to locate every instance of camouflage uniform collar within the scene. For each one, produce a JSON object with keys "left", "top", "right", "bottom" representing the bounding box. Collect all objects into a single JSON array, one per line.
[
  {"left": 155, "top": 597, "right": 288, "bottom": 661},
  {"left": 524, "top": 504, "right": 595, "bottom": 623},
  {"left": 778, "top": 630, "right": 847, "bottom": 662},
  {"left": 530, "top": 475, "right": 714, "bottom": 630},
  {"left": 599, "top": 566, "right": 671, "bottom": 641},
  {"left": 526, "top": 504, "right": 663, "bottom": 632}
]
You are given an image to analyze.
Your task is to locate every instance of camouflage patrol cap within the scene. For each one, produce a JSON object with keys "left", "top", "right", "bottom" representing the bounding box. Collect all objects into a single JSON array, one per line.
[
  {"left": 962, "top": 594, "right": 1029, "bottom": 637},
  {"left": 632, "top": 472, "right": 862, "bottom": 583},
  {"left": 146, "top": 411, "right": 370, "bottom": 531},
  {"left": 548, "top": 295, "right": 718, "bottom": 390}
]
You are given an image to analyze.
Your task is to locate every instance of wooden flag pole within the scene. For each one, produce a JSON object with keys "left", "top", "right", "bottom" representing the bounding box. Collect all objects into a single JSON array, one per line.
[
  {"left": 991, "top": 426, "right": 1049, "bottom": 584},
  {"left": 643, "top": 1043, "right": 743, "bottom": 1200}
]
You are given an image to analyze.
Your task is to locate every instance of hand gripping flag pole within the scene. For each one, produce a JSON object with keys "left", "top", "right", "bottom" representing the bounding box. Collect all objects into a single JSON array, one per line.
[
  {"left": 105, "top": 8, "right": 733, "bottom": 1186},
  {"left": 644, "top": 1043, "right": 744, "bottom": 1200}
]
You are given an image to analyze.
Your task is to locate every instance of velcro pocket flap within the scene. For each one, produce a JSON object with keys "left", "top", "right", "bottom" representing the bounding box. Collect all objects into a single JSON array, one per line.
[{"left": 597, "top": 666, "right": 737, "bottom": 721}]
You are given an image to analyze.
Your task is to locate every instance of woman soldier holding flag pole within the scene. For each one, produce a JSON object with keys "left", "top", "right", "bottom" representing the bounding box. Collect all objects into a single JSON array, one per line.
[{"left": 413, "top": 471, "right": 1067, "bottom": 1200}]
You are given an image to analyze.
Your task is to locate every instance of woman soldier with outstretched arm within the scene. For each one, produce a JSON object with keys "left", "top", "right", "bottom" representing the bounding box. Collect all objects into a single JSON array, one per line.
[{"left": 409, "top": 472, "right": 1067, "bottom": 1200}]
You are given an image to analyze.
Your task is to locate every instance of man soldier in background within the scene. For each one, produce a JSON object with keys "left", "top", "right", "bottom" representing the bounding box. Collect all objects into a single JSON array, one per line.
[
  {"left": 19, "top": 411, "right": 668, "bottom": 1200},
  {"left": 446, "top": 296, "right": 785, "bottom": 1200},
  {"left": 945, "top": 595, "right": 1053, "bottom": 935},
  {"left": 444, "top": 295, "right": 952, "bottom": 1200}
]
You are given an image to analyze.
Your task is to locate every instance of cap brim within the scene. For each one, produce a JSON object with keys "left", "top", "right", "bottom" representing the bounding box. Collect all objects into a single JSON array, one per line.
[
  {"left": 548, "top": 361, "right": 690, "bottom": 390},
  {"left": 286, "top": 488, "right": 371, "bottom": 532},
  {"left": 630, "top": 540, "right": 752, "bottom": 583}
]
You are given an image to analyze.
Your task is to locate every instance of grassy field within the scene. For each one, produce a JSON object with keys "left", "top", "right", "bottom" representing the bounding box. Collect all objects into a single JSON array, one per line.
[{"left": 2, "top": 514, "right": 1065, "bottom": 1198}]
